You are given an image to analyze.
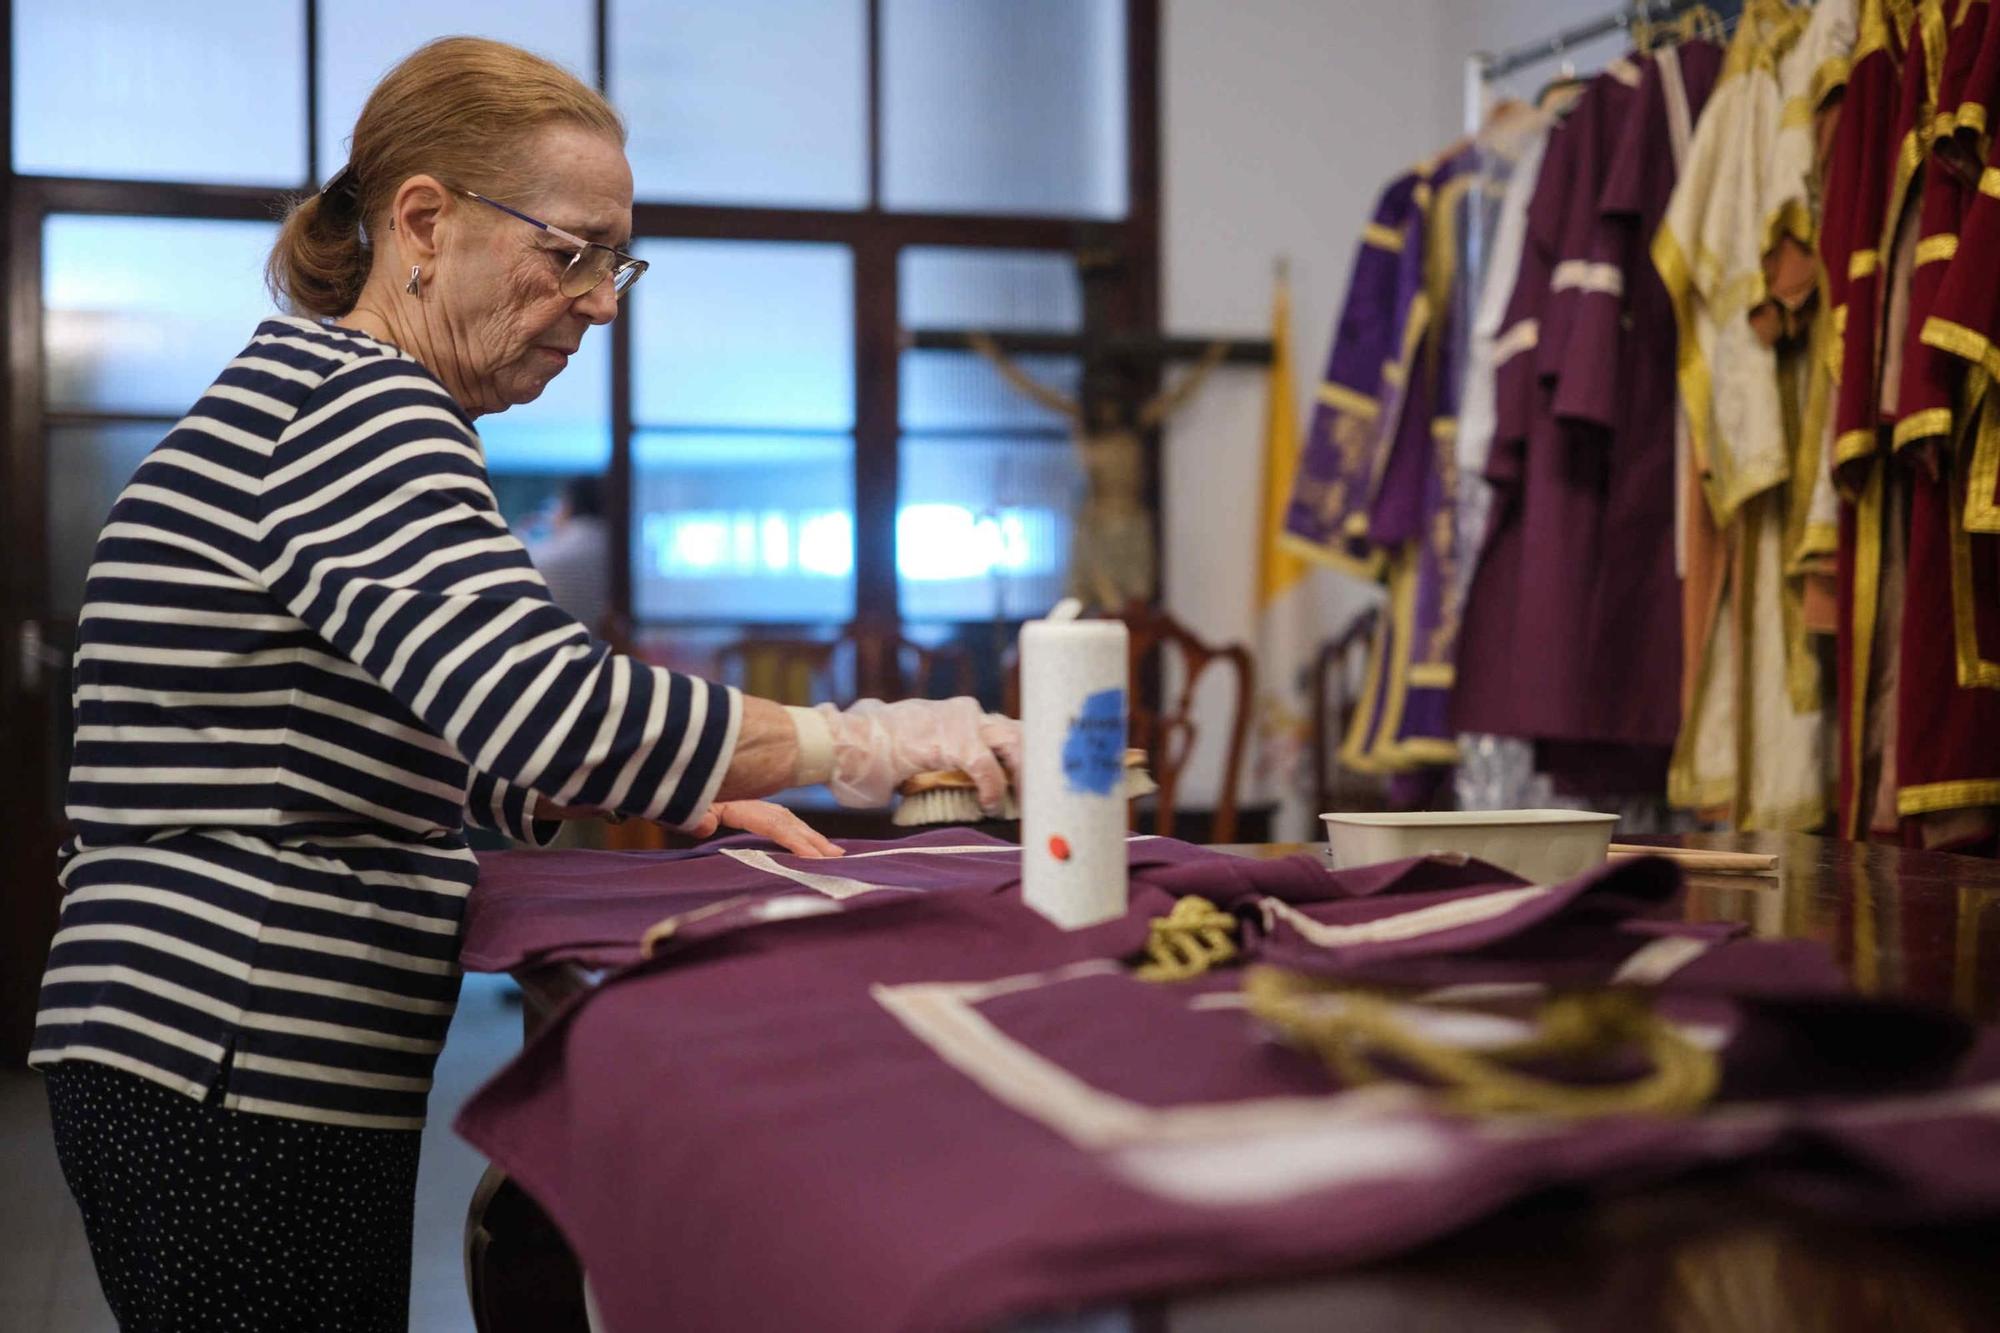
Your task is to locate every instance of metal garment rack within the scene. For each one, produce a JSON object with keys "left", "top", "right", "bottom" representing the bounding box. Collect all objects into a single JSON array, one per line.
[{"left": 1461, "top": 0, "right": 1705, "bottom": 132}]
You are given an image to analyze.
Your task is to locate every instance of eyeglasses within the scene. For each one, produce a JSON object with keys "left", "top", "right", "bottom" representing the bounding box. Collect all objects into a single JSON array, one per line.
[{"left": 456, "top": 188, "right": 647, "bottom": 299}]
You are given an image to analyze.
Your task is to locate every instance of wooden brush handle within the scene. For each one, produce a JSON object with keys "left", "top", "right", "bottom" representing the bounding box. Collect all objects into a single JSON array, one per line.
[
  {"left": 899, "top": 770, "right": 980, "bottom": 796},
  {"left": 1608, "top": 844, "right": 1778, "bottom": 875}
]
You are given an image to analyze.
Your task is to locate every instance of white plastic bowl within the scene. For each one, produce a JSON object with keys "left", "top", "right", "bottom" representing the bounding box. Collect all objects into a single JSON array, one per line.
[{"left": 1320, "top": 809, "right": 1619, "bottom": 885}]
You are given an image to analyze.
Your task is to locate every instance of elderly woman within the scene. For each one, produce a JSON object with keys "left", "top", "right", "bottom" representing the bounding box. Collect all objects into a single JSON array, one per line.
[{"left": 33, "top": 36, "right": 1016, "bottom": 1332}]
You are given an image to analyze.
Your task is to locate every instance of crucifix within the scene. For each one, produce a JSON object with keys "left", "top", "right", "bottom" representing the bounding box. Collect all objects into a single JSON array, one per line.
[{"left": 902, "top": 238, "right": 1274, "bottom": 613}]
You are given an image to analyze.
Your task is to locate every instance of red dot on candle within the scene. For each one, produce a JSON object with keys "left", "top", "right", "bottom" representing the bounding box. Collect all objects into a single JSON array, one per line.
[{"left": 1048, "top": 835, "right": 1071, "bottom": 861}]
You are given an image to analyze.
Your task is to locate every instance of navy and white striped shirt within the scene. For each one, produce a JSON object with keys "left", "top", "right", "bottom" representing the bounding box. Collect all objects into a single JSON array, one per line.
[{"left": 31, "top": 317, "right": 739, "bottom": 1129}]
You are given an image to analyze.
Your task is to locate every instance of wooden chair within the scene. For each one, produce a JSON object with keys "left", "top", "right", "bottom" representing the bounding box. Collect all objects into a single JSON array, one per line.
[
  {"left": 713, "top": 635, "right": 839, "bottom": 706},
  {"left": 1002, "top": 606, "right": 1256, "bottom": 842},
  {"left": 1311, "top": 607, "right": 1387, "bottom": 816},
  {"left": 1122, "top": 603, "right": 1255, "bottom": 844},
  {"left": 465, "top": 1166, "right": 589, "bottom": 1333},
  {"left": 589, "top": 620, "right": 978, "bottom": 850},
  {"left": 843, "top": 620, "right": 977, "bottom": 703},
  {"left": 709, "top": 624, "right": 976, "bottom": 708}
]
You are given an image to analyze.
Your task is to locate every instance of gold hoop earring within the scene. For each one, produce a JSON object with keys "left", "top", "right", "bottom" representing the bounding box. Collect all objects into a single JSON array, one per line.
[{"left": 405, "top": 265, "right": 421, "bottom": 296}]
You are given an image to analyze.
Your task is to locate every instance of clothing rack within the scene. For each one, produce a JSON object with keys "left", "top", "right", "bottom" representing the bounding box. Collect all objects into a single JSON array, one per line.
[
  {"left": 1463, "top": 0, "right": 1707, "bottom": 132},
  {"left": 1480, "top": 0, "right": 1704, "bottom": 78}
]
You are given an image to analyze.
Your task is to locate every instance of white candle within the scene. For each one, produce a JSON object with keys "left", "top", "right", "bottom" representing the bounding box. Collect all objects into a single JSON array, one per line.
[{"left": 1020, "top": 615, "right": 1130, "bottom": 929}]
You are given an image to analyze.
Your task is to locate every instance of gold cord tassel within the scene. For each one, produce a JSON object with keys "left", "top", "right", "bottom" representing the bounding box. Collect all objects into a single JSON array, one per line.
[
  {"left": 1133, "top": 896, "right": 1240, "bottom": 982},
  {"left": 1243, "top": 966, "right": 1720, "bottom": 1119}
]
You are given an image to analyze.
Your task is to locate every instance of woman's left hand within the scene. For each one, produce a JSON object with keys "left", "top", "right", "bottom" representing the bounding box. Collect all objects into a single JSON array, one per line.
[{"left": 687, "top": 800, "right": 844, "bottom": 858}]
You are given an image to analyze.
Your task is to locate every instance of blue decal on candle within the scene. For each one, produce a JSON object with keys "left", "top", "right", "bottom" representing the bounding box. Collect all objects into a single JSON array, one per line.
[{"left": 1062, "top": 687, "right": 1127, "bottom": 795}]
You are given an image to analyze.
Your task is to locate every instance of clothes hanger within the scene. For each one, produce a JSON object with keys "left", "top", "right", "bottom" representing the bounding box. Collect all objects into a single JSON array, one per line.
[{"left": 1533, "top": 33, "right": 1585, "bottom": 109}]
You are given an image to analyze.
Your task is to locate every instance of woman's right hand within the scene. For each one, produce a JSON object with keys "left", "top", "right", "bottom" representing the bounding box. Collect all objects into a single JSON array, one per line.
[{"left": 818, "top": 698, "right": 1021, "bottom": 813}]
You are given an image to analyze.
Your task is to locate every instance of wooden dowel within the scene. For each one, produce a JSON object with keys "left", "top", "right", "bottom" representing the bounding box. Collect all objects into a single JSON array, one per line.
[{"left": 1607, "top": 844, "right": 1779, "bottom": 876}]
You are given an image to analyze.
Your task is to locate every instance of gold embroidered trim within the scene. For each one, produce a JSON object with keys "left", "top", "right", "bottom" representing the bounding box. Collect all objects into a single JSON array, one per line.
[
  {"left": 1653, "top": 225, "right": 1718, "bottom": 481},
  {"left": 1317, "top": 382, "right": 1381, "bottom": 418},
  {"left": 1898, "top": 780, "right": 2000, "bottom": 815},
  {"left": 1969, "top": 394, "right": 2000, "bottom": 532},
  {"left": 1948, "top": 457, "right": 2000, "bottom": 685},
  {"left": 1845, "top": 465, "right": 1884, "bottom": 837},
  {"left": 1891, "top": 407, "right": 1954, "bottom": 449},
  {"left": 1278, "top": 532, "right": 1384, "bottom": 583},
  {"left": 1922, "top": 315, "right": 1993, "bottom": 366},
  {"left": 1835, "top": 427, "right": 1878, "bottom": 468},
  {"left": 1362, "top": 222, "right": 1405, "bottom": 253},
  {"left": 1915, "top": 233, "right": 1959, "bottom": 266}
]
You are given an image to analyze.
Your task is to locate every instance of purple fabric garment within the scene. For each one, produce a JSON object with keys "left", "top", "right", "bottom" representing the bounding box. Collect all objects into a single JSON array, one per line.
[
  {"left": 461, "top": 832, "right": 1334, "bottom": 973},
  {"left": 1283, "top": 171, "right": 1429, "bottom": 576},
  {"left": 1552, "top": 41, "right": 1723, "bottom": 753},
  {"left": 457, "top": 842, "right": 2000, "bottom": 1333},
  {"left": 1451, "top": 92, "right": 1582, "bottom": 740},
  {"left": 1370, "top": 145, "right": 1484, "bottom": 767},
  {"left": 1252, "top": 852, "right": 1683, "bottom": 970},
  {"left": 1455, "top": 47, "right": 1722, "bottom": 784},
  {"left": 1453, "top": 55, "right": 1689, "bottom": 776}
]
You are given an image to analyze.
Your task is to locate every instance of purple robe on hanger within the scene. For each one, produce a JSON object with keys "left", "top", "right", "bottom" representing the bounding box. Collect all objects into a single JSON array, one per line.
[
  {"left": 1369, "top": 144, "right": 1486, "bottom": 776},
  {"left": 1454, "top": 63, "right": 1646, "bottom": 752},
  {"left": 1555, "top": 41, "right": 1723, "bottom": 756},
  {"left": 1455, "top": 49, "right": 1719, "bottom": 797},
  {"left": 1282, "top": 170, "right": 1431, "bottom": 580}
]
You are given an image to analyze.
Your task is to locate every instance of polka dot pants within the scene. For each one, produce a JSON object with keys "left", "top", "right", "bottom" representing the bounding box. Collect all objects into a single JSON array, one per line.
[{"left": 44, "top": 1060, "right": 422, "bottom": 1332}]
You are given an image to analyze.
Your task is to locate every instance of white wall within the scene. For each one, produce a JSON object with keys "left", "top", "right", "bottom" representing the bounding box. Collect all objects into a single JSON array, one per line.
[
  {"left": 1159, "top": 0, "right": 1458, "bottom": 816},
  {"left": 1157, "top": 0, "right": 1618, "bottom": 819}
]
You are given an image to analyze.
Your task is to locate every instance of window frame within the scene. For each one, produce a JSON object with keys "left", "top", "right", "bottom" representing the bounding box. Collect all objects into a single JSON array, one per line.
[
  {"left": 0, "top": 0, "right": 1158, "bottom": 1062},
  {"left": 1, "top": 0, "right": 1162, "bottom": 635}
]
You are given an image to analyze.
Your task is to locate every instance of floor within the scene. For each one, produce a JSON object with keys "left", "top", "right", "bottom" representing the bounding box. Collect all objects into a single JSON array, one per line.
[{"left": 0, "top": 972, "right": 524, "bottom": 1332}]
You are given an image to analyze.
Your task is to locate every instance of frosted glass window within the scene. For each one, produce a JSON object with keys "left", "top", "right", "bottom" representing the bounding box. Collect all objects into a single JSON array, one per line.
[
  {"left": 902, "top": 248, "right": 1082, "bottom": 329},
  {"left": 317, "top": 1, "right": 595, "bottom": 181},
  {"left": 44, "top": 216, "right": 281, "bottom": 416},
  {"left": 47, "top": 424, "right": 168, "bottom": 619},
  {"left": 13, "top": 1, "right": 306, "bottom": 185},
  {"left": 633, "top": 432, "right": 855, "bottom": 622},
  {"left": 880, "top": 0, "right": 1127, "bottom": 217},
  {"left": 899, "top": 247, "right": 1081, "bottom": 431},
  {"left": 630, "top": 240, "right": 854, "bottom": 430},
  {"left": 476, "top": 330, "right": 612, "bottom": 476},
  {"left": 611, "top": 0, "right": 868, "bottom": 208},
  {"left": 898, "top": 437, "right": 1077, "bottom": 621}
]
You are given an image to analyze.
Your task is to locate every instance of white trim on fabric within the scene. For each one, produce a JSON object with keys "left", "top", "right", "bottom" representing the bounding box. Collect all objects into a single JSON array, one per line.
[
  {"left": 1491, "top": 318, "right": 1541, "bottom": 367},
  {"left": 873, "top": 964, "right": 1425, "bottom": 1154},
  {"left": 1258, "top": 885, "right": 1551, "bottom": 949},
  {"left": 718, "top": 848, "right": 922, "bottom": 901},
  {"left": 1607, "top": 934, "right": 1715, "bottom": 985},
  {"left": 1657, "top": 44, "right": 1694, "bottom": 169},
  {"left": 1550, "top": 260, "right": 1625, "bottom": 297}
]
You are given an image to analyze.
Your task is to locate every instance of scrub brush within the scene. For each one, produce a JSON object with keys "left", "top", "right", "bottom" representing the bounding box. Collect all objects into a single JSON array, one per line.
[{"left": 891, "top": 750, "right": 1156, "bottom": 827}]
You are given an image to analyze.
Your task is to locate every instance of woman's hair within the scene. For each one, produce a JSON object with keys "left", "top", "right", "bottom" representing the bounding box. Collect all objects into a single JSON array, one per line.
[{"left": 267, "top": 36, "right": 625, "bottom": 317}]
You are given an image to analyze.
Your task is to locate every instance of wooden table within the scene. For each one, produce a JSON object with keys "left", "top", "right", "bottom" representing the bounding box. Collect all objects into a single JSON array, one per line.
[{"left": 467, "top": 834, "right": 2000, "bottom": 1333}]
